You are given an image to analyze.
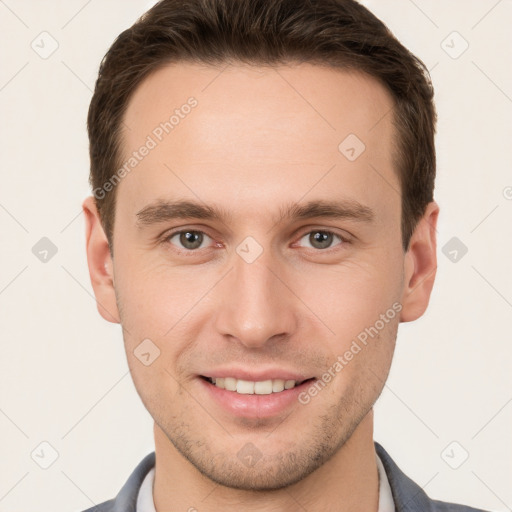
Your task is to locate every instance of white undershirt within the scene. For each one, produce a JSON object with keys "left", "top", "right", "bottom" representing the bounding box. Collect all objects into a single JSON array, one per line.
[{"left": 136, "top": 452, "right": 395, "bottom": 511}]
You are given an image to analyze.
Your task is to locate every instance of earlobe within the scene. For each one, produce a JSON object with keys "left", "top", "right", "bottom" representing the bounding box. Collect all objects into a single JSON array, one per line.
[
  {"left": 399, "top": 201, "right": 440, "bottom": 323},
  {"left": 82, "top": 196, "right": 120, "bottom": 324}
]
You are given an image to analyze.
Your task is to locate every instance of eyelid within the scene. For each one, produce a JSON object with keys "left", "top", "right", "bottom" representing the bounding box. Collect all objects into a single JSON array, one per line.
[{"left": 293, "top": 222, "right": 353, "bottom": 240}]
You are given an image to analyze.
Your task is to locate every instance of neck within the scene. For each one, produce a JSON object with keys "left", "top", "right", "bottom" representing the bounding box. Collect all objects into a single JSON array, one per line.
[{"left": 152, "top": 409, "right": 379, "bottom": 512}]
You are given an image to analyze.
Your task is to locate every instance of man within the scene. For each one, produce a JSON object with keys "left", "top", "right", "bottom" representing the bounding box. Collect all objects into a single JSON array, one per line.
[{"left": 81, "top": 0, "right": 489, "bottom": 510}]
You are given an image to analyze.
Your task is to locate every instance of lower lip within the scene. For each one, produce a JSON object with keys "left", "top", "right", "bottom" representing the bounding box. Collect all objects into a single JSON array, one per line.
[{"left": 199, "top": 377, "right": 316, "bottom": 419}]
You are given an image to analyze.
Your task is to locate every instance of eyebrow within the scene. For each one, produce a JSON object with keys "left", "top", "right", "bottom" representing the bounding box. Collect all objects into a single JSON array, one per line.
[{"left": 135, "top": 198, "right": 375, "bottom": 228}]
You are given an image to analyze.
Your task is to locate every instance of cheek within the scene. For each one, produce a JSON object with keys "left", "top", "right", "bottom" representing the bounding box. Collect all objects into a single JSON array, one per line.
[
  {"left": 113, "top": 258, "right": 215, "bottom": 394},
  {"left": 296, "top": 258, "right": 401, "bottom": 389},
  {"left": 324, "top": 313, "right": 398, "bottom": 404},
  {"left": 114, "top": 251, "right": 208, "bottom": 335},
  {"left": 297, "top": 258, "right": 402, "bottom": 331}
]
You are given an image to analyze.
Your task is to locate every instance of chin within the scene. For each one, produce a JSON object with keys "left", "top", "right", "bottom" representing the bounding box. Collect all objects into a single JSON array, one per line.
[{"left": 191, "top": 455, "right": 322, "bottom": 491}]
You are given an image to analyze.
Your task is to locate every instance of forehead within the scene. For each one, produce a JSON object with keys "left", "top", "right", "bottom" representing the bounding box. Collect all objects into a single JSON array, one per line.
[{"left": 118, "top": 61, "right": 399, "bottom": 226}]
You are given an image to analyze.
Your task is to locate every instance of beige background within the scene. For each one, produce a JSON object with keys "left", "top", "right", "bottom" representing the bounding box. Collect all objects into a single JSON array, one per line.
[{"left": 0, "top": 0, "right": 511, "bottom": 510}]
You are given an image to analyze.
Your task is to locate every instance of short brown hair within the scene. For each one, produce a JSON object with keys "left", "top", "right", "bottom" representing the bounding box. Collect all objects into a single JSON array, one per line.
[{"left": 88, "top": 0, "right": 436, "bottom": 254}]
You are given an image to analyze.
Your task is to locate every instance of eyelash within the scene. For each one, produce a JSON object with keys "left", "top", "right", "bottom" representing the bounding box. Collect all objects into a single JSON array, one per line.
[{"left": 160, "top": 228, "right": 351, "bottom": 254}]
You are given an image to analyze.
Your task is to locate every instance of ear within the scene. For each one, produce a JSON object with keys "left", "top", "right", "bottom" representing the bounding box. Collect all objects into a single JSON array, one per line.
[
  {"left": 82, "top": 196, "right": 120, "bottom": 324},
  {"left": 399, "top": 201, "right": 440, "bottom": 323}
]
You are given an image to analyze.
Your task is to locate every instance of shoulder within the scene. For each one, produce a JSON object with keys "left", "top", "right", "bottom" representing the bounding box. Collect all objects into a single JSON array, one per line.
[
  {"left": 77, "top": 452, "right": 155, "bottom": 512},
  {"left": 430, "top": 500, "right": 492, "bottom": 512},
  {"left": 80, "top": 498, "right": 116, "bottom": 512},
  {"left": 374, "top": 441, "right": 492, "bottom": 512}
]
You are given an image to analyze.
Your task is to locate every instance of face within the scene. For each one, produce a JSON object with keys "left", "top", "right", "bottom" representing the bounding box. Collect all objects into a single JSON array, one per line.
[{"left": 84, "top": 62, "right": 438, "bottom": 490}]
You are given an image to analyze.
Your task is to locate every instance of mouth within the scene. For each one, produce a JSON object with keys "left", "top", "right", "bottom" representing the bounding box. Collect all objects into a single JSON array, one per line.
[{"left": 199, "top": 375, "right": 316, "bottom": 395}]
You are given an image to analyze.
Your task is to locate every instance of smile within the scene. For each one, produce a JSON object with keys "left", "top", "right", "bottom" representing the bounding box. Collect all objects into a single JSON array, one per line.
[{"left": 201, "top": 376, "right": 314, "bottom": 394}]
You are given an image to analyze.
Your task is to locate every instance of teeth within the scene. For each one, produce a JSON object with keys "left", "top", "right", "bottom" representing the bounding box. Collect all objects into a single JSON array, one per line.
[
  {"left": 254, "top": 380, "right": 272, "bottom": 394},
  {"left": 272, "top": 379, "right": 285, "bottom": 392},
  {"left": 209, "top": 377, "right": 301, "bottom": 394},
  {"left": 236, "top": 379, "right": 255, "bottom": 394},
  {"left": 224, "top": 377, "right": 237, "bottom": 391}
]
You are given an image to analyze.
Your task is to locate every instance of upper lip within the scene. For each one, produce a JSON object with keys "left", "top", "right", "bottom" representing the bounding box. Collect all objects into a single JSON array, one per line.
[{"left": 199, "top": 368, "right": 315, "bottom": 382}]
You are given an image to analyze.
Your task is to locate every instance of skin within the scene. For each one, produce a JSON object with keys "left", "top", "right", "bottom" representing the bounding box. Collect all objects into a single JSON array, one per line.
[{"left": 83, "top": 62, "right": 438, "bottom": 511}]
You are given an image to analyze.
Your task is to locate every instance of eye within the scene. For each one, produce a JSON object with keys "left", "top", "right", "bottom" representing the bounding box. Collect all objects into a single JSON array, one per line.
[
  {"left": 162, "top": 228, "right": 348, "bottom": 253},
  {"left": 166, "top": 230, "right": 213, "bottom": 251},
  {"left": 297, "top": 230, "right": 347, "bottom": 250}
]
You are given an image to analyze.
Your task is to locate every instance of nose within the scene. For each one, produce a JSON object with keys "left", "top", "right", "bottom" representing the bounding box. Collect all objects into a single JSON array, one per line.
[{"left": 213, "top": 246, "right": 299, "bottom": 349}]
